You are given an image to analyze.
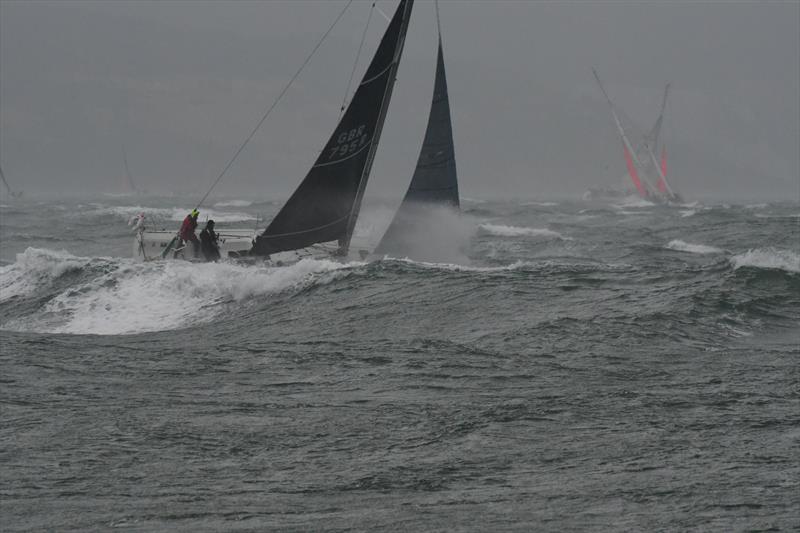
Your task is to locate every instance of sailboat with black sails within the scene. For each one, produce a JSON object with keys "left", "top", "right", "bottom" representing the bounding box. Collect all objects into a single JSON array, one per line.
[{"left": 133, "top": 0, "right": 414, "bottom": 262}]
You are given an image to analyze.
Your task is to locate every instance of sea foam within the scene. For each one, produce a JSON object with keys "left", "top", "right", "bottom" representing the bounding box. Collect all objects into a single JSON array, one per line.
[
  {"left": 1, "top": 251, "right": 361, "bottom": 335},
  {"left": 666, "top": 240, "right": 724, "bottom": 255},
  {"left": 0, "top": 248, "right": 97, "bottom": 302},
  {"left": 479, "top": 224, "right": 570, "bottom": 240},
  {"left": 612, "top": 196, "right": 656, "bottom": 209},
  {"left": 213, "top": 200, "right": 253, "bottom": 208},
  {"left": 80, "top": 205, "right": 255, "bottom": 223},
  {"left": 730, "top": 249, "right": 800, "bottom": 273}
]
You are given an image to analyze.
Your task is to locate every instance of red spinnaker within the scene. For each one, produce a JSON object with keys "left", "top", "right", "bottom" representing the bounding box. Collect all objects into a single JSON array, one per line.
[{"left": 623, "top": 144, "right": 647, "bottom": 197}]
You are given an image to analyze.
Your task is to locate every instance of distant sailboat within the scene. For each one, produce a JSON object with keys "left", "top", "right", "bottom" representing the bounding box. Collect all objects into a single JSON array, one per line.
[
  {"left": 375, "top": 4, "right": 459, "bottom": 257},
  {"left": 134, "top": 0, "right": 415, "bottom": 262},
  {"left": 122, "top": 145, "right": 138, "bottom": 195},
  {"left": 0, "top": 165, "right": 22, "bottom": 199},
  {"left": 592, "top": 69, "right": 682, "bottom": 203}
]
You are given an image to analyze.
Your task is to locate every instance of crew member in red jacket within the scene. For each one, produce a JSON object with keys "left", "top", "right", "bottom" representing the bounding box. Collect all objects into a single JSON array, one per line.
[{"left": 179, "top": 209, "right": 200, "bottom": 257}]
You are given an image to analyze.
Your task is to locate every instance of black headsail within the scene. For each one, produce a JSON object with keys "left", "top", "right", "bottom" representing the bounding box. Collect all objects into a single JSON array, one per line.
[
  {"left": 251, "top": 0, "right": 414, "bottom": 257},
  {"left": 375, "top": 27, "right": 459, "bottom": 256}
]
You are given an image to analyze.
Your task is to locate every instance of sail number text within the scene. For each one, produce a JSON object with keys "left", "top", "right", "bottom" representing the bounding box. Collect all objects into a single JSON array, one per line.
[{"left": 329, "top": 125, "right": 368, "bottom": 160}]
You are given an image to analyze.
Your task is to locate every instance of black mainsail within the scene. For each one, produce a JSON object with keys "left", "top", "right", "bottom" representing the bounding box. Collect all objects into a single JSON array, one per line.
[
  {"left": 375, "top": 25, "right": 459, "bottom": 256},
  {"left": 250, "top": 0, "right": 414, "bottom": 257}
]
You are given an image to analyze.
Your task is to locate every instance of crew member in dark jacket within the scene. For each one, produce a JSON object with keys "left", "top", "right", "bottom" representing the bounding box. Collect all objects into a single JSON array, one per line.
[{"left": 199, "top": 219, "right": 221, "bottom": 262}]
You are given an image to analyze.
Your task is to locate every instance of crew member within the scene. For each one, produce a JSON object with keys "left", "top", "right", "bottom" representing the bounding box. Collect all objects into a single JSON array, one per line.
[
  {"left": 199, "top": 219, "right": 220, "bottom": 262},
  {"left": 179, "top": 208, "right": 200, "bottom": 257}
]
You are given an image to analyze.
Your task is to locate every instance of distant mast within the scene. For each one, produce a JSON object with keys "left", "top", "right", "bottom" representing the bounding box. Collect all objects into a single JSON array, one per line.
[
  {"left": 122, "top": 146, "right": 137, "bottom": 194},
  {"left": 593, "top": 69, "right": 659, "bottom": 198},
  {"left": 0, "top": 165, "right": 20, "bottom": 198}
]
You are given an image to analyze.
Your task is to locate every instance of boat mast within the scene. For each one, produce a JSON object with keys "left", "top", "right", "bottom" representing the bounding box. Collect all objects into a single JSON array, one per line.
[
  {"left": 646, "top": 143, "right": 678, "bottom": 200},
  {"left": 341, "top": 0, "right": 415, "bottom": 254},
  {"left": 0, "top": 165, "right": 14, "bottom": 196},
  {"left": 122, "top": 146, "right": 136, "bottom": 193},
  {"left": 593, "top": 68, "right": 660, "bottom": 197}
]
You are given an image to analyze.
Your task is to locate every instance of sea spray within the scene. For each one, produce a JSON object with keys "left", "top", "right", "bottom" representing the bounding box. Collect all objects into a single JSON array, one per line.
[{"left": 1, "top": 255, "right": 363, "bottom": 335}]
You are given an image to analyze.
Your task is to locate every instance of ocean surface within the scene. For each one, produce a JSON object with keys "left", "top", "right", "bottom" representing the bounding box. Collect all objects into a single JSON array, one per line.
[{"left": 1, "top": 194, "right": 798, "bottom": 531}]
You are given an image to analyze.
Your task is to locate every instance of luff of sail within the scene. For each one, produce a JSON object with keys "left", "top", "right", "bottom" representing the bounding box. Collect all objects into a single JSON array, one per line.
[
  {"left": 250, "top": 0, "right": 414, "bottom": 257},
  {"left": 375, "top": 33, "right": 459, "bottom": 256}
]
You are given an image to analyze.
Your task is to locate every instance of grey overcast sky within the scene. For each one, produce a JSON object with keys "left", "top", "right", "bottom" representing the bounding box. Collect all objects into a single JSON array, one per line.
[{"left": 0, "top": 0, "right": 798, "bottom": 201}]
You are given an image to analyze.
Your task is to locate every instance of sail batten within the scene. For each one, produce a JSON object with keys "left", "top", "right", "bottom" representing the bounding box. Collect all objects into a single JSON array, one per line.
[{"left": 251, "top": 0, "right": 414, "bottom": 257}]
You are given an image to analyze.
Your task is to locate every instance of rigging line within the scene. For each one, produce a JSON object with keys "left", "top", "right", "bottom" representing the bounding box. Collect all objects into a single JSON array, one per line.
[
  {"left": 340, "top": 2, "right": 375, "bottom": 116},
  {"left": 194, "top": 0, "right": 354, "bottom": 210},
  {"left": 435, "top": 0, "right": 442, "bottom": 38},
  {"left": 375, "top": 5, "right": 390, "bottom": 23},
  {"left": 0, "top": 165, "right": 12, "bottom": 194}
]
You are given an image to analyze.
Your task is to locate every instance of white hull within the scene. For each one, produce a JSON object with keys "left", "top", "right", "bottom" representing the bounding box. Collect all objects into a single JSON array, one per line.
[{"left": 133, "top": 228, "right": 370, "bottom": 264}]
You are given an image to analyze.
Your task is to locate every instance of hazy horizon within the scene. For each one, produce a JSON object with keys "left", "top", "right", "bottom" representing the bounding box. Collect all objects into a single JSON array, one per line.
[{"left": 1, "top": 0, "right": 798, "bottom": 202}]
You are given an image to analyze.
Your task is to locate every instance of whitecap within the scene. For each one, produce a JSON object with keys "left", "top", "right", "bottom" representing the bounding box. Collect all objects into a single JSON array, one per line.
[
  {"left": 213, "top": 200, "right": 253, "bottom": 208},
  {"left": 78, "top": 205, "right": 255, "bottom": 223},
  {"left": 730, "top": 249, "right": 800, "bottom": 273},
  {"left": 0, "top": 248, "right": 96, "bottom": 302},
  {"left": 479, "top": 224, "right": 571, "bottom": 240},
  {"left": 611, "top": 196, "right": 655, "bottom": 209},
  {"left": 2, "top": 254, "right": 362, "bottom": 335},
  {"left": 521, "top": 201, "right": 559, "bottom": 207},
  {"left": 460, "top": 197, "right": 486, "bottom": 204},
  {"left": 665, "top": 240, "right": 723, "bottom": 255}
]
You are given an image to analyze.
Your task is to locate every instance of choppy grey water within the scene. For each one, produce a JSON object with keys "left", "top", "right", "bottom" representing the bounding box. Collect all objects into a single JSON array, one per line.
[{"left": 1, "top": 195, "right": 798, "bottom": 531}]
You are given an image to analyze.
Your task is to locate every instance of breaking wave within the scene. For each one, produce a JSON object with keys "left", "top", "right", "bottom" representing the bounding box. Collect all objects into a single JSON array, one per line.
[
  {"left": 521, "top": 201, "right": 559, "bottom": 207},
  {"left": 460, "top": 197, "right": 486, "bottom": 204},
  {"left": 213, "top": 200, "right": 253, "bottom": 208},
  {"left": 730, "top": 249, "right": 800, "bottom": 274},
  {"left": 383, "top": 257, "right": 632, "bottom": 275},
  {"left": 612, "top": 196, "right": 655, "bottom": 209},
  {"left": 665, "top": 240, "right": 724, "bottom": 255},
  {"left": 479, "top": 224, "right": 570, "bottom": 240},
  {"left": 614, "top": 210, "right": 652, "bottom": 216},
  {"left": 0, "top": 248, "right": 98, "bottom": 302},
  {"left": 0, "top": 248, "right": 361, "bottom": 335},
  {"left": 79, "top": 204, "right": 255, "bottom": 223}
]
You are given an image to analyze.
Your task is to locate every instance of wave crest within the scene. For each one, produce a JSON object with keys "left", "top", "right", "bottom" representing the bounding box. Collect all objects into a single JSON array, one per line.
[
  {"left": 1, "top": 251, "right": 361, "bottom": 335},
  {"left": 730, "top": 249, "right": 799, "bottom": 273},
  {"left": 79, "top": 205, "right": 255, "bottom": 223},
  {"left": 666, "top": 240, "right": 724, "bottom": 255},
  {"left": 479, "top": 224, "right": 570, "bottom": 240},
  {"left": 0, "top": 248, "right": 99, "bottom": 302}
]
